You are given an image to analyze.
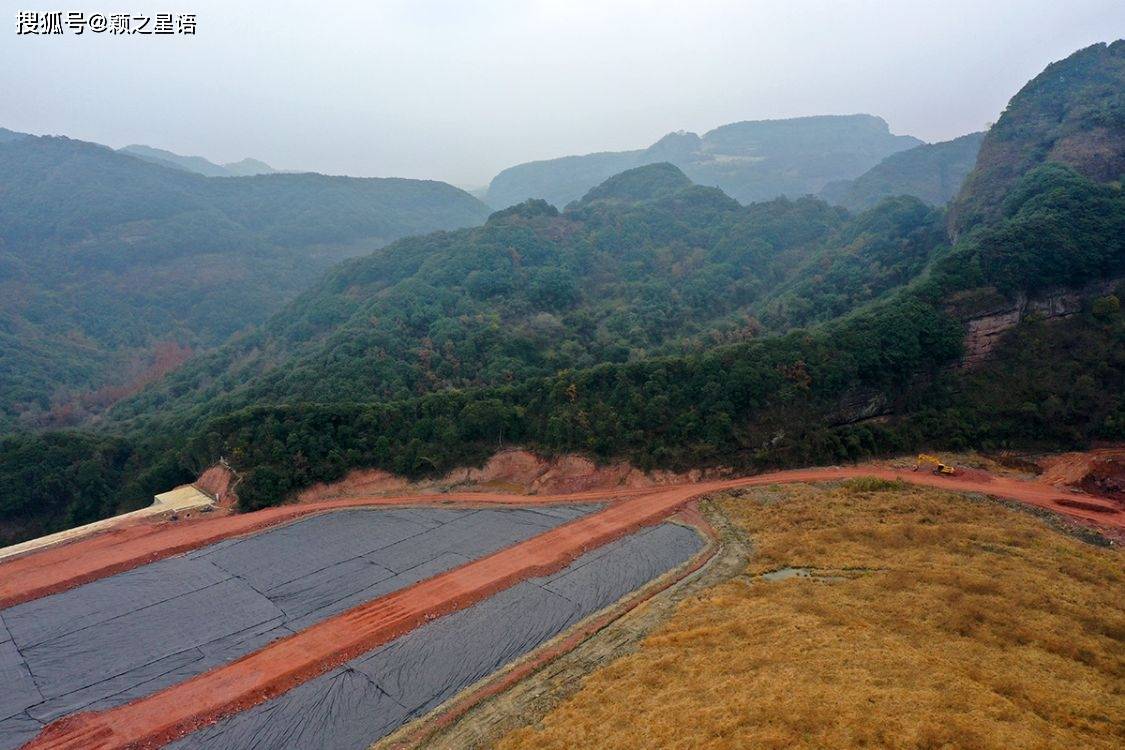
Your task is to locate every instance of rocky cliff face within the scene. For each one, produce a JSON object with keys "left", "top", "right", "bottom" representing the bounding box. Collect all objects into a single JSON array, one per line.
[
  {"left": 827, "top": 389, "right": 892, "bottom": 426},
  {"left": 959, "top": 279, "right": 1120, "bottom": 367}
]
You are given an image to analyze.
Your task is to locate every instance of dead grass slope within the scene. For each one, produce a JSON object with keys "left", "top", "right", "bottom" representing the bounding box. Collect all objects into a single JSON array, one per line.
[{"left": 496, "top": 481, "right": 1124, "bottom": 750}]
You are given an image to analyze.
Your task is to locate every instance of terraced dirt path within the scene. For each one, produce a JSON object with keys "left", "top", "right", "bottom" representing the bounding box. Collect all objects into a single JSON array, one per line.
[{"left": 13, "top": 465, "right": 1123, "bottom": 750}]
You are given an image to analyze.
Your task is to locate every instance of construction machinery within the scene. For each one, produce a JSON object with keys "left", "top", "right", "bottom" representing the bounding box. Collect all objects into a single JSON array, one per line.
[{"left": 914, "top": 454, "right": 959, "bottom": 476}]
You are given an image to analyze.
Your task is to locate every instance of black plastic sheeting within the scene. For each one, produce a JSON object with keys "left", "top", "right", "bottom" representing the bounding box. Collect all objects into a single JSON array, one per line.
[
  {"left": 0, "top": 505, "right": 598, "bottom": 749},
  {"left": 0, "top": 618, "right": 42, "bottom": 748},
  {"left": 169, "top": 522, "right": 704, "bottom": 750}
]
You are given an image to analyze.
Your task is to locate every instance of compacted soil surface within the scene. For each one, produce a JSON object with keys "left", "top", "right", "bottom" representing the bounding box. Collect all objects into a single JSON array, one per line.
[{"left": 495, "top": 480, "right": 1124, "bottom": 750}]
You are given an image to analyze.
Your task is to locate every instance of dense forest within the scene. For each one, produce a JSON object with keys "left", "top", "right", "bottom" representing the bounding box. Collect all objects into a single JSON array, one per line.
[
  {"left": 485, "top": 114, "right": 921, "bottom": 209},
  {"left": 108, "top": 163, "right": 952, "bottom": 429},
  {"left": 176, "top": 161, "right": 1125, "bottom": 509},
  {"left": 0, "top": 42, "right": 1121, "bottom": 545},
  {"left": 819, "top": 132, "right": 986, "bottom": 212},
  {"left": 0, "top": 136, "right": 490, "bottom": 431},
  {"left": 949, "top": 40, "right": 1124, "bottom": 235}
]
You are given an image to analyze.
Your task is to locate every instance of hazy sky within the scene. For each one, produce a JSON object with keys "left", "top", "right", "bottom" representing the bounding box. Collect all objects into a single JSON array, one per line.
[{"left": 3, "top": 1, "right": 1123, "bottom": 187}]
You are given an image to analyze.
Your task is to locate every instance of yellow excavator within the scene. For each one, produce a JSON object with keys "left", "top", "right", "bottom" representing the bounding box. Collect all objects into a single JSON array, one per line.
[{"left": 914, "top": 454, "right": 959, "bottom": 476}]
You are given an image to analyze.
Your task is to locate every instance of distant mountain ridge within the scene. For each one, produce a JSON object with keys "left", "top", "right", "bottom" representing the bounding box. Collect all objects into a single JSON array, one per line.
[
  {"left": 0, "top": 127, "right": 30, "bottom": 143},
  {"left": 819, "top": 132, "right": 986, "bottom": 212},
  {"left": 0, "top": 134, "right": 491, "bottom": 431},
  {"left": 120, "top": 144, "right": 277, "bottom": 177},
  {"left": 486, "top": 114, "right": 922, "bottom": 209}
]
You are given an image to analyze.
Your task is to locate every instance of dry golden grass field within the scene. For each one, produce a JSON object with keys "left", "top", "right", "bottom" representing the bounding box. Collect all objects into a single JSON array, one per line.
[{"left": 496, "top": 480, "right": 1124, "bottom": 750}]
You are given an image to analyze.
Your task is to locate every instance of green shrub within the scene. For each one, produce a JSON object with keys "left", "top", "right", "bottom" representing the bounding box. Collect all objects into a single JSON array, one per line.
[{"left": 843, "top": 476, "right": 910, "bottom": 493}]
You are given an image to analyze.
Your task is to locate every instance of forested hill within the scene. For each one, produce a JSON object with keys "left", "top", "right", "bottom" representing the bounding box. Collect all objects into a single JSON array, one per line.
[
  {"left": 128, "top": 42, "right": 1122, "bottom": 511},
  {"left": 949, "top": 40, "right": 1124, "bottom": 235},
  {"left": 2, "top": 42, "right": 1122, "bottom": 546},
  {"left": 485, "top": 114, "right": 921, "bottom": 209},
  {"left": 0, "top": 135, "right": 490, "bottom": 431},
  {"left": 165, "top": 160, "right": 1121, "bottom": 514},
  {"left": 108, "top": 162, "right": 947, "bottom": 430},
  {"left": 819, "top": 132, "right": 985, "bottom": 212},
  {"left": 0, "top": 127, "right": 29, "bottom": 143}
]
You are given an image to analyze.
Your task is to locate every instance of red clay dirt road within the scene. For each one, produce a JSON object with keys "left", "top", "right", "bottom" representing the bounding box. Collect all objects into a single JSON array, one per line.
[{"left": 16, "top": 466, "right": 1125, "bottom": 750}]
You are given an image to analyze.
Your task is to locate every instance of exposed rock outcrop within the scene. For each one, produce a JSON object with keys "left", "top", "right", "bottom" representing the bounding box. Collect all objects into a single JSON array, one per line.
[
  {"left": 959, "top": 279, "right": 1120, "bottom": 368},
  {"left": 827, "top": 389, "right": 891, "bottom": 426}
]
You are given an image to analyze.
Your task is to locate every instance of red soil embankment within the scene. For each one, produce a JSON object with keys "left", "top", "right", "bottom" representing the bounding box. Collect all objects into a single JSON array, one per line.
[
  {"left": 1038, "top": 448, "right": 1125, "bottom": 503},
  {"left": 192, "top": 464, "right": 239, "bottom": 509},
  {"left": 298, "top": 448, "right": 722, "bottom": 501}
]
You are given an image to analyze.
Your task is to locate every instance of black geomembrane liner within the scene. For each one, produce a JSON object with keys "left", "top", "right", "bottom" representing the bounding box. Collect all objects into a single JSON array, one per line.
[
  {"left": 0, "top": 505, "right": 603, "bottom": 748},
  {"left": 169, "top": 522, "right": 703, "bottom": 750}
]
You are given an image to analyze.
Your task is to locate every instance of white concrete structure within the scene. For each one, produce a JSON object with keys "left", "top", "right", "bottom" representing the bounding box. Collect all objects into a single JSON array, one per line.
[{"left": 0, "top": 485, "right": 214, "bottom": 562}]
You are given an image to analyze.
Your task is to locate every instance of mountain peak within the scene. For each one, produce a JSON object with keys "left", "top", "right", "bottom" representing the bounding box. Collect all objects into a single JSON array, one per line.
[
  {"left": 486, "top": 198, "right": 560, "bottom": 223},
  {"left": 644, "top": 130, "right": 702, "bottom": 160},
  {"left": 222, "top": 158, "right": 276, "bottom": 177},
  {"left": 120, "top": 144, "right": 276, "bottom": 177},
  {"left": 576, "top": 162, "right": 693, "bottom": 206},
  {"left": 949, "top": 40, "right": 1125, "bottom": 235}
]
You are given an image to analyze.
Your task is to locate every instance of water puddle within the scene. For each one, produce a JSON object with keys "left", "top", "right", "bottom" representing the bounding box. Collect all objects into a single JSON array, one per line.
[{"left": 759, "top": 567, "right": 847, "bottom": 583}]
